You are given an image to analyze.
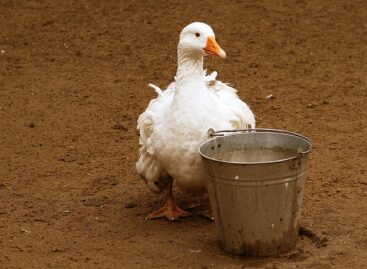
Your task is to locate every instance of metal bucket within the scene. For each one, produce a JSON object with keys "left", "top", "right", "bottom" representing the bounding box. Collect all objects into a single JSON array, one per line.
[{"left": 199, "top": 129, "right": 312, "bottom": 256}]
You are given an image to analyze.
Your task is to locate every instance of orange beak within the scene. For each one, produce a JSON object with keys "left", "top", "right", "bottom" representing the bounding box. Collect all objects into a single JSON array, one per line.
[{"left": 204, "top": 36, "right": 226, "bottom": 58}]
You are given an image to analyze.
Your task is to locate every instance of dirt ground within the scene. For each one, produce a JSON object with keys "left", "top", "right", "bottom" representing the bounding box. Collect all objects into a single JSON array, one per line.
[{"left": 1, "top": 0, "right": 366, "bottom": 268}]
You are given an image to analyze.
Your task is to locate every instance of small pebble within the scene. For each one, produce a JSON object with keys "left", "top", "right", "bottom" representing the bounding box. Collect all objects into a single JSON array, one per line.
[
  {"left": 29, "top": 122, "right": 35, "bottom": 128},
  {"left": 125, "top": 202, "right": 137, "bottom": 208},
  {"left": 50, "top": 248, "right": 63, "bottom": 253}
]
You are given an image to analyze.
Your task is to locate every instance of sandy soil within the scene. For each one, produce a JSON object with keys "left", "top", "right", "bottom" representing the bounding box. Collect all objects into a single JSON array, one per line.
[{"left": 1, "top": 0, "right": 366, "bottom": 268}]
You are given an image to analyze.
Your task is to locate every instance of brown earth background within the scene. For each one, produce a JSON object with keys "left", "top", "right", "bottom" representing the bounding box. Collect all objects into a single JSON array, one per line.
[{"left": 0, "top": 0, "right": 367, "bottom": 268}]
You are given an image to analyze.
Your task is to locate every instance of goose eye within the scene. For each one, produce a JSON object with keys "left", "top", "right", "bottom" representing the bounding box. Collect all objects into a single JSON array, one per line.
[{"left": 195, "top": 33, "right": 200, "bottom": 37}]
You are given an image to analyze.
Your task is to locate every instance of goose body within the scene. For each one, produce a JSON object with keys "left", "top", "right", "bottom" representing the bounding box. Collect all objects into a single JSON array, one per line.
[{"left": 136, "top": 22, "right": 255, "bottom": 220}]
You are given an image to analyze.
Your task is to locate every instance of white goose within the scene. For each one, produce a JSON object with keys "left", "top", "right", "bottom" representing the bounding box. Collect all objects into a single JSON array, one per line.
[{"left": 137, "top": 22, "right": 255, "bottom": 221}]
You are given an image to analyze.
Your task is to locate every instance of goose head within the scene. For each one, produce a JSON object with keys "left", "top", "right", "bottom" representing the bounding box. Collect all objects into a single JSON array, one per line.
[{"left": 178, "top": 22, "right": 226, "bottom": 59}]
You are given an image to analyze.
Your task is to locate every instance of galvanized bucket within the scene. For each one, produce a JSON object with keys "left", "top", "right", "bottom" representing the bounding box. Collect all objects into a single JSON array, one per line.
[{"left": 199, "top": 129, "right": 312, "bottom": 256}]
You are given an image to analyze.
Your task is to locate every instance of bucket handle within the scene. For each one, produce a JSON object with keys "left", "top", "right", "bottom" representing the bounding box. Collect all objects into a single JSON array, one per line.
[{"left": 207, "top": 128, "right": 312, "bottom": 156}]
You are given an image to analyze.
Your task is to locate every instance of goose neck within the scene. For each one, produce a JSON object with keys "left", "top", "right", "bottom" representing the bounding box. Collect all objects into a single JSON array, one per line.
[{"left": 176, "top": 50, "right": 204, "bottom": 85}]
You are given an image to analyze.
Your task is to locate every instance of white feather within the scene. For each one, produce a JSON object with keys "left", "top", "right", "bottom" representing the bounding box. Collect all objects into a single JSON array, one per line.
[
  {"left": 148, "top": 83, "right": 163, "bottom": 96},
  {"left": 137, "top": 73, "right": 255, "bottom": 193},
  {"left": 136, "top": 22, "right": 255, "bottom": 194}
]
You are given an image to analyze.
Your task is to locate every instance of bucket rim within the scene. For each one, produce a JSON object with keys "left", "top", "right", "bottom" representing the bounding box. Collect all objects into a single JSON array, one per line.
[{"left": 199, "top": 128, "right": 312, "bottom": 165}]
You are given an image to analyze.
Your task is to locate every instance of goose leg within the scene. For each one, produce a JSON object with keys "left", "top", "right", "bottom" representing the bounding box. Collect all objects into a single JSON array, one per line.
[
  {"left": 198, "top": 207, "right": 214, "bottom": 220},
  {"left": 146, "top": 177, "right": 191, "bottom": 221}
]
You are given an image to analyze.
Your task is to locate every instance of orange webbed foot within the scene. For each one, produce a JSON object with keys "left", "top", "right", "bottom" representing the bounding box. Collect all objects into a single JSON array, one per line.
[{"left": 146, "top": 199, "right": 192, "bottom": 221}]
